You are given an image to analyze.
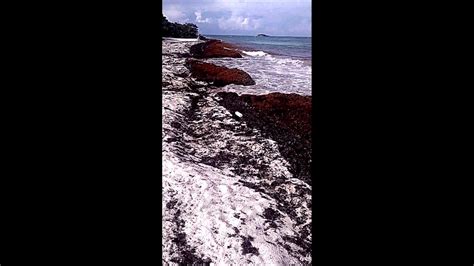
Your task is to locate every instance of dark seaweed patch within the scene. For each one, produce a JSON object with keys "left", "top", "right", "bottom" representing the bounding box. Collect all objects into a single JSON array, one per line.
[
  {"left": 241, "top": 236, "right": 259, "bottom": 256},
  {"left": 169, "top": 198, "right": 212, "bottom": 265},
  {"left": 263, "top": 208, "right": 281, "bottom": 220}
]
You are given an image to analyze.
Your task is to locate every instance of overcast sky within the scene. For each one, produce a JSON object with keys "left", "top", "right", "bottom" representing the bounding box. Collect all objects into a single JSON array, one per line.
[{"left": 163, "top": 0, "right": 311, "bottom": 37}]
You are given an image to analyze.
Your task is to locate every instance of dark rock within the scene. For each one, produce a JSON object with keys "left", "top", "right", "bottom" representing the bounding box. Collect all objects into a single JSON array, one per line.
[
  {"left": 185, "top": 59, "right": 255, "bottom": 86},
  {"left": 190, "top": 40, "right": 242, "bottom": 58},
  {"left": 198, "top": 34, "right": 209, "bottom": 40}
]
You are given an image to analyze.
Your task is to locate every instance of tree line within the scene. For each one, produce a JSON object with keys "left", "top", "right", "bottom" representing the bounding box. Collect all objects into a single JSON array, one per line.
[{"left": 162, "top": 14, "right": 198, "bottom": 38}]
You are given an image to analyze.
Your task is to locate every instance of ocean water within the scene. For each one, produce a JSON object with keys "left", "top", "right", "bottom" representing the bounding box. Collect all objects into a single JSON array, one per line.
[{"left": 204, "top": 35, "right": 312, "bottom": 96}]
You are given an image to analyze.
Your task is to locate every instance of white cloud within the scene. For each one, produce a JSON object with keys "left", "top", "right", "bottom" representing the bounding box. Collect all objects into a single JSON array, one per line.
[
  {"left": 163, "top": 0, "right": 311, "bottom": 36},
  {"left": 195, "top": 10, "right": 211, "bottom": 23},
  {"left": 217, "top": 13, "right": 261, "bottom": 31},
  {"left": 163, "top": 5, "right": 187, "bottom": 22}
]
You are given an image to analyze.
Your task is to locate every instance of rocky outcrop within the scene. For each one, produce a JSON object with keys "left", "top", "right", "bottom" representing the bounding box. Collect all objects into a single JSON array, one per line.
[
  {"left": 190, "top": 40, "right": 242, "bottom": 58},
  {"left": 198, "top": 34, "right": 209, "bottom": 40},
  {"left": 185, "top": 59, "right": 255, "bottom": 86},
  {"left": 216, "top": 92, "right": 312, "bottom": 185}
]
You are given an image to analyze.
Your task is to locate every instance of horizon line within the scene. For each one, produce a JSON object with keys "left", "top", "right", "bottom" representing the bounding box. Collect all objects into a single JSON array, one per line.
[{"left": 203, "top": 33, "right": 311, "bottom": 38}]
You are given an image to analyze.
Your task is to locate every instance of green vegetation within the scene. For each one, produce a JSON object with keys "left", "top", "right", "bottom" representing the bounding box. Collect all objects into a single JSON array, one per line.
[{"left": 162, "top": 14, "right": 198, "bottom": 38}]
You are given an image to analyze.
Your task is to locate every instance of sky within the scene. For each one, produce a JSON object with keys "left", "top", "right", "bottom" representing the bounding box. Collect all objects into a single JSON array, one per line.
[{"left": 163, "top": 0, "right": 311, "bottom": 37}]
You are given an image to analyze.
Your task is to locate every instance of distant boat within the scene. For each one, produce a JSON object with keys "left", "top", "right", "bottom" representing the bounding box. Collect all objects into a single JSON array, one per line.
[{"left": 257, "top": 34, "right": 270, "bottom": 37}]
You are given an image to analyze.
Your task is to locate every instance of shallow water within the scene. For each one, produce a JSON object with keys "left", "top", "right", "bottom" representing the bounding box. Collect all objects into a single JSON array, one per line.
[
  {"left": 204, "top": 35, "right": 312, "bottom": 96},
  {"left": 205, "top": 35, "right": 311, "bottom": 59}
]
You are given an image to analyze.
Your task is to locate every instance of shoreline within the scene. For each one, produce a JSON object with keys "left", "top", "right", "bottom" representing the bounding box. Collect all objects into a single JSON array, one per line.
[
  {"left": 196, "top": 37, "right": 312, "bottom": 96},
  {"left": 201, "top": 34, "right": 313, "bottom": 62},
  {"left": 162, "top": 38, "right": 312, "bottom": 265}
]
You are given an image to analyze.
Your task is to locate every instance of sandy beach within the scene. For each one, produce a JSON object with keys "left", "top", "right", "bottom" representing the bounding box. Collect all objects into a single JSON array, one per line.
[{"left": 162, "top": 38, "right": 312, "bottom": 265}]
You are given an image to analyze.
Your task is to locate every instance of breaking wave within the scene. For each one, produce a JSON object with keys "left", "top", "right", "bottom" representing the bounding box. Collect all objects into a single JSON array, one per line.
[
  {"left": 242, "top": 50, "right": 269, "bottom": 57},
  {"left": 206, "top": 52, "right": 311, "bottom": 96}
]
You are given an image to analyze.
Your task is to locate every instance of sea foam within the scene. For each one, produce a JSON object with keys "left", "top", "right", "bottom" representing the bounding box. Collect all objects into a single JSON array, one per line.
[
  {"left": 242, "top": 50, "right": 269, "bottom": 57},
  {"left": 207, "top": 53, "right": 311, "bottom": 96}
]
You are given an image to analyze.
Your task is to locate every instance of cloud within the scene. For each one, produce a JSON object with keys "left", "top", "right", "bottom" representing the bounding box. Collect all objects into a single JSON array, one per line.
[
  {"left": 217, "top": 13, "right": 261, "bottom": 31},
  {"left": 163, "top": 5, "right": 188, "bottom": 23},
  {"left": 163, "top": 0, "right": 311, "bottom": 36},
  {"left": 195, "top": 11, "right": 211, "bottom": 23}
]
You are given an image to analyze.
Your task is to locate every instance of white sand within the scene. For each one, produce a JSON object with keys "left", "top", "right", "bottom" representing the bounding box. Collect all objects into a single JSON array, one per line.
[{"left": 162, "top": 39, "right": 312, "bottom": 265}]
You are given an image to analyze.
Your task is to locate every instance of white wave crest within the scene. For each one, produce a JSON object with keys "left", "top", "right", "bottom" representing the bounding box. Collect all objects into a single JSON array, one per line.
[{"left": 242, "top": 50, "right": 269, "bottom": 57}]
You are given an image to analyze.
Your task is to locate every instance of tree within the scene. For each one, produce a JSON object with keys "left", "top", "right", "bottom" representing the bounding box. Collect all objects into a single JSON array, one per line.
[{"left": 161, "top": 14, "right": 198, "bottom": 38}]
